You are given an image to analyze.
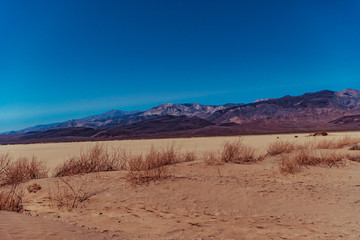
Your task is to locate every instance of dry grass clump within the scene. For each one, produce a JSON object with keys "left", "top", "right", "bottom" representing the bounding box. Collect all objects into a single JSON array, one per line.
[
  {"left": 203, "top": 151, "right": 223, "bottom": 165},
  {"left": 126, "top": 143, "right": 195, "bottom": 184},
  {"left": 126, "top": 146, "right": 170, "bottom": 184},
  {"left": 221, "top": 139, "right": 259, "bottom": 163},
  {"left": 279, "top": 150, "right": 346, "bottom": 174},
  {"left": 316, "top": 136, "right": 360, "bottom": 149},
  {"left": 0, "top": 184, "right": 24, "bottom": 212},
  {"left": 0, "top": 155, "right": 48, "bottom": 186},
  {"left": 157, "top": 142, "right": 197, "bottom": 165},
  {"left": 267, "top": 140, "right": 304, "bottom": 155},
  {"left": 349, "top": 144, "right": 360, "bottom": 151},
  {"left": 54, "top": 143, "right": 127, "bottom": 177},
  {"left": 346, "top": 153, "right": 360, "bottom": 162},
  {"left": 180, "top": 150, "right": 197, "bottom": 163}
]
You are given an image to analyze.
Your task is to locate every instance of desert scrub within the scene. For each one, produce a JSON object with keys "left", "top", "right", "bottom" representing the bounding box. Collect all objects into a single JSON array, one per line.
[
  {"left": 267, "top": 140, "right": 305, "bottom": 155},
  {"left": 279, "top": 150, "right": 346, "bottom": 174},
  {"left": 49, "top": 176, "right": 96, "bottom": 209},
  {"left": 0, "top": 184, "right": 24, "bottom": 212},
  {"left": 203, "top": 151, "right": 223, "bottom": 165},
  {"left": 126, "top": 146, "right": 173, "bottom": 184},
  {"left": 221, "top": 138, "right": 259, "bottom": 163},
  {"left": 54, "top": 143, "right": 128, "bottom": 177},
  {"left": 315, "top": 136, "right": 360, "bottom": 149},
  {"left": 349, "top": 144, "right": 360, "bottom": 151},
  {"left": 0, "top": 155, "right": 48, "bottom": 186}
]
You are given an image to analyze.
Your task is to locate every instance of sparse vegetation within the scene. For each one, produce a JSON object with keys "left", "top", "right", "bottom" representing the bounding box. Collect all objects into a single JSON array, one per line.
[
  {"left": 315, "top": 136, "right": 360, "bottom": 149},
  {"left": 346, "top": 152, "right": 360, "bottom": 162},
  {"left": 126, "top": 146, "right": 169, "bottom": 184},
  {"left": 349, "top": 144, "right": 360, "bottom": 151},
  {"left": 203, "top": 151, "right": 222, "bottom": 165},
  {"left": 0, "top": 155, "right": 48, "bottom": 186},
  {"left": 0, "top": 184, "right": 24, "bottom": 212},
  {"left": 54, "top": 143, "right": 128, "bottom": 177},
  {"left": 267, "top": 140, "right": 304, "bottom": 155},
  {"left": 221, "top": 138, "right": 259, "bottom": 163},
  {"left": 49, "top": 176, "right": 96, "bottom": 209},
  {"left": 279, "top": 150, "right": 346, "bottom": 174}
]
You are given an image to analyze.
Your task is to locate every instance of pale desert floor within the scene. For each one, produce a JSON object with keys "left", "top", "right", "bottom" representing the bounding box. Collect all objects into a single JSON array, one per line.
[{"left": 1, "top": 132, "right": 360, "bottom": 239}]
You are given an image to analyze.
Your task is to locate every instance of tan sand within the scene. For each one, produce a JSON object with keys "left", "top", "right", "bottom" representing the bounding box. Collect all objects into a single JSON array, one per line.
[
  {"left": 1, "top": 132, "right": 360, "bottom": 239},
  {"left": 1, "top": 131, "right": 360, "bottom": 171},
  {"left": 0, "top": 211, "right": 112, "bottom": 240}
]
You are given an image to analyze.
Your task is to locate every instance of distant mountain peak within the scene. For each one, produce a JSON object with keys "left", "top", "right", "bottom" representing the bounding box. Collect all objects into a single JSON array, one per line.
[{"left": 3, "top": 88, "right": 360, "bottom": 141}]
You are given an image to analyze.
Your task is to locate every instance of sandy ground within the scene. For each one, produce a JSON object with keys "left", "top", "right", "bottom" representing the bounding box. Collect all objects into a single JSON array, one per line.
[{"left": 1, "top": 132, "right": 360, "bottom": 239}]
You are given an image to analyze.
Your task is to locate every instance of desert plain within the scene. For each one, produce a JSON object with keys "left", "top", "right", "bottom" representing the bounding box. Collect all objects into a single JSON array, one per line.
[{"left": 1, "top": 132, "right": 360, "bottom": 239}]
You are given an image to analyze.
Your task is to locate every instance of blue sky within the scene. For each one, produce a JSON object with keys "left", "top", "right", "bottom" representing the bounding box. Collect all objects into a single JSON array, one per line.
[{"left": 1, "top": 0, "right": 360, "bottom": 132}]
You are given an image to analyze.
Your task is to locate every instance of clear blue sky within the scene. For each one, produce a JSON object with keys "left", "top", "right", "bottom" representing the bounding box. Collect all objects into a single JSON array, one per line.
[{"left": 1, "top": 0, "right": 360, "bottom": 132}]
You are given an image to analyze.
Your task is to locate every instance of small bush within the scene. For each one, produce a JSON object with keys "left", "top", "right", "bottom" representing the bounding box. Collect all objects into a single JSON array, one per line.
[
  {"left": 349, "top": 144, "right": 360, "bottom": 151},
  {"left": 126, "top": 146, "right": 170, "bottom": 184},
  {"left": 0, "top": 154, "right": 11, "bottom": 177},
  {"left": 316, "top": 136, "right": 360, "bottom": 149},
  {"left": 0, "top": 184, "right": 24, "bottom": 212},
  {"left": 279, "top": 153, "right": 301, "bottom": 174},
  {"left": 203, "top": 151, "right": 222, "bottom": 165},
  {"left": 49, "top": 176, "right": 96, "bottom": 209},
  {"left": 279, "top": 150, "right": 346, "bottom": 174},
  {"left": 267, "top": 141, "right": 302, "bottom": 155},
  {"left": 221, "top": 139, "right": 258, "bottom": 163},
  {"left": 346, "top": 153, "right": 360, "bottom": 162},
  {"left": 158, "top": 142, "right": 196, "bottom": 165},
  {"left": 0, "top": 155, "right": 48, "bottom": 186},
  {"left": 54, "top": 143, "right": 127, "bottom": 177}
]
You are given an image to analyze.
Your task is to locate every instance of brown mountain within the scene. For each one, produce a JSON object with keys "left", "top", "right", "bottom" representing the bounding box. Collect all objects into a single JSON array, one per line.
[{"left": 2, "top": 89, "right": 360, "bottom": 144}]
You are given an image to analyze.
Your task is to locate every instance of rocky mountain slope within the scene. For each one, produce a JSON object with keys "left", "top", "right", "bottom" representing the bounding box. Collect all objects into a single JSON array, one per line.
[{"left": 1, "top": 89, "right": 360, "bottom": 144}]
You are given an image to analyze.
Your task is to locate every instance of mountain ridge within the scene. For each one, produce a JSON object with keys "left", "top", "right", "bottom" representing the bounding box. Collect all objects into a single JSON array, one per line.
[{"left": 2, "top": 89, "right": 360, "bottom": 144}]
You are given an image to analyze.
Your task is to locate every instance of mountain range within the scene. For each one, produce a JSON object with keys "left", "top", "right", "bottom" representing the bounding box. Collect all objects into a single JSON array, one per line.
[{"left": 2, "top": 89, "right": 360, "bottom": 144}]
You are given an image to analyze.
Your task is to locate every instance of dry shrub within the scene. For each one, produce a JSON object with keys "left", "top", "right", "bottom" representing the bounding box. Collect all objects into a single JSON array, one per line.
[
  {"left": 267, "top": 140, "right": 303, "bottom": 155},
  {"left": 203, "top": 151, "right": 222, "bottom": 165},
  {"left": 126, "top": 143, "right": 196, "bottom": 184},
  {"left": 0, "top": 154, "right": 11, "bottom": 177},
  {"left": 279, "top": 153, "right": 301, "bottom": 174},
  {"left": 279, "top": 150, "right": 346, "bottom": 174},
  {"left": 0, "top": 155, "right": 48, "bottom": 186},
  {"left": 0, "top": 184, "right": 24, "bottom": 212},
  {"left": 158, "top": 142, "right": 196, "bottom": 165},
  {"left": 316, "top": 136, "right": 360, "bottom": 149},
  {"left": 180, "top": 151, "right": 197, "bottom": 163},
  {"left": 49, "top": 176, "right": 96, "bottom": 209},
  {"left": 159, "top": 142, "right": 180, "bottom": 165},
  {"left": 346, "top": 153, "right": 360, "bottom": 162},
  {"left": 54, "top": 143, "right": 127, "bottom": 177},
  {"left": 349, "top": 144, "right": 360, "bottom": 151},
  {"left": 126, "top": 146, "right": 170, "bottom": 184},
  {"left": 221, "top": 139, "right": 258, "bottom": 163}
]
